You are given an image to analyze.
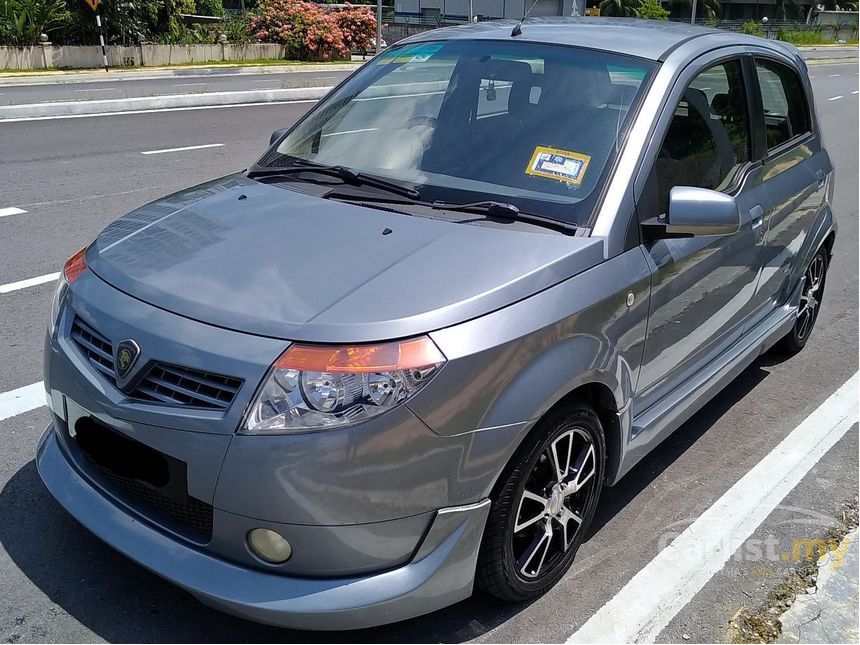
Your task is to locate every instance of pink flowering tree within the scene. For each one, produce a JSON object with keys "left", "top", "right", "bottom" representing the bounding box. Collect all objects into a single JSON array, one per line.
[{"left": 250, "top": 0, "right": 377, "bottom": 61}]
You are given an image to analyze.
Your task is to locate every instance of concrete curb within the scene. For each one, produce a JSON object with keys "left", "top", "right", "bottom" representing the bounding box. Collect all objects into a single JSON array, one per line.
[
  {"left": 0, "top": 63, "right": 364, "bottom": 86},
  {"left": 0, "top": 86, "right": 331, "bottom": 121}
]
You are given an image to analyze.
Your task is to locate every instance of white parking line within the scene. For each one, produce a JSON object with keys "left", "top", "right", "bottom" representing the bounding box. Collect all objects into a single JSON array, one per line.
[
  {"left": 829, "top": 74, "right": 841, "bottom": 77},
  {"left": 0, "top": 206, "right": 27, "bottom": 218},
  {"left": 853, "top": 90, "right": 859, "bottom": 95},
  {"left": 828, "top": 95, "right": 843, "bottom": 101},
  {"left": 75, "top": 88, "right": 116, "bottom": 92},
  {"left": 172, "top": 83, "right": 207, "bottom": 87},
  {"left": 0, "top": 381, "right": 45, "bottom": 422},
  {"left": 0, "top": 272, "right": 60, "bottom": 294},
  {"left": 141, "top": 143, "right": 224, "bottom": 155},
  {"left": 568, "top": 372, "right": 859, "bottom": 644}
]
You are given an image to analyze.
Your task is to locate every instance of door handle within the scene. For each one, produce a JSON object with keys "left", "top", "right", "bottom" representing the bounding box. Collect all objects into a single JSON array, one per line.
[
  {"left": 750, "top": 205, "right": 766, "bottom": 245},
  {"left": 750, "top": 205, "right": 764, "bottom": 228}
]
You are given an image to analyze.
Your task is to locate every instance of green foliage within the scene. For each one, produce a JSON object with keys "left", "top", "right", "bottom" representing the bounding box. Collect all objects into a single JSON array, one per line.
[
  {"left": 777, "top": 26, "right": 841, "bottom": 45},
  {"left": 0, "top": 0, "right": 71, "bottom": 45},
  {"left": 637, "top": 0, "right": 669, "bottom": 20},
  {"left": 195, "top": 0, "right": 224, "bottom": 16},
  {"left": 598, "top": 0, "right": 641, "bottom": 17},
  {"left": 740, "top": 19, "right": 763, "bottom": 36}
]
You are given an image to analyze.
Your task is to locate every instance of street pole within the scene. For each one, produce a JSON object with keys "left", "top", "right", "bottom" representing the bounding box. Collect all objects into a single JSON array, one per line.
[
  {"left": 689, "top": 0, "right": 697, "bottom": 23},
  {"left": 376, "top": 0, "right": 382, "bottom": 55},
  {"left": 469, "top": 0, "right": 474, "bottom": 22},
  {"left": 96, "top": 9, "right": 109, "bottom": 72}
]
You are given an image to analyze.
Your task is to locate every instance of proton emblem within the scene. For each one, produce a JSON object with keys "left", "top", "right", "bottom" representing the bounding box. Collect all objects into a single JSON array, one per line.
[{"left": 115, "top": 339, "right": 141, "bottom": 379}]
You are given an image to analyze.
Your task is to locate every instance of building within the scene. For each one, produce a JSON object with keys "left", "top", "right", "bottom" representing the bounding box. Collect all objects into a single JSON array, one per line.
[{"left": 393, "top": 0, "right": 585, "bottom": 22}]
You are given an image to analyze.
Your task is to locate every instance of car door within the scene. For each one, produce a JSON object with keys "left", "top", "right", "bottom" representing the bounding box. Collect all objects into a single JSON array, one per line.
[
  {"left": 744, "top": 54, "right": 830, "bottom": 325},
  {"left": 632, "top": 55, "right": 767, "bottom": 414}
]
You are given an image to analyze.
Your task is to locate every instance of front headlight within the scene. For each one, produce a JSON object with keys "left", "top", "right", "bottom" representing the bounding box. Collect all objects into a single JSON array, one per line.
[
  {"left": 48, "top": 273, "right": 68, "bottom": 337},
  {"left": 48, "top": 245, "right": 88, "bottom": 337},
  {"left": 242, "top": 336, "right": 446, "bottom": 434}
]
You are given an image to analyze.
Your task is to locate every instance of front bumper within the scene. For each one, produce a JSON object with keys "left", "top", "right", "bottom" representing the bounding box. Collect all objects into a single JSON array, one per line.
[{"left": 37, "top": 425, "right": 490, "bottom": 630}]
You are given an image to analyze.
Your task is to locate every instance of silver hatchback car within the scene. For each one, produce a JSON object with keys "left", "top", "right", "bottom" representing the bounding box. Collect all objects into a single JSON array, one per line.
[{"left": 38, "top": 18, "right": 835, "bottom": 630}]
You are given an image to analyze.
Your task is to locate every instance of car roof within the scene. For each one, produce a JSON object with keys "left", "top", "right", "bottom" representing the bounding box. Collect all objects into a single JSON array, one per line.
[{"left": 400, "top": 17, "right": 796, "bottom": 63}]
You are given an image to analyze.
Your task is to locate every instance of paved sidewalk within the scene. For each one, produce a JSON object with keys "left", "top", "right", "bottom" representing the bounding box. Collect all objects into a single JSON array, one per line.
[{"left": 777, "top": 529, "right": 859, "bottom": 643}]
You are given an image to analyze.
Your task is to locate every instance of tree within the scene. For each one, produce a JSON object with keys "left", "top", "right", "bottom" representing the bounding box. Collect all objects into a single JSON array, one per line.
[
  {"left": 670, "top": 0, "right": 720, "bottom": 21},
  {"left": 598, "top": 0, "right": 641, "bottom": 17},
  {"left": 637, "top": 0, "right": 670, "bottom": 19},
  {"left": 0, "top": 0, "right": 70, "bottom": 45}
]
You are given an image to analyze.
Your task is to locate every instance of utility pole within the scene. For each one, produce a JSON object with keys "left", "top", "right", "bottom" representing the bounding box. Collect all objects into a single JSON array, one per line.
[
  {"left": 376, "top": 0, "right": 382, "bottom": 55},
  {"left": 690, "top": 0, "right": 697, "bottom": 23}
]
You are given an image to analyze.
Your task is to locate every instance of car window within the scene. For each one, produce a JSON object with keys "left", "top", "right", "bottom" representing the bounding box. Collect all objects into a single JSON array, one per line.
[
  {"left": 652, "top": 59, "right": 751, "bottom": 214},
  {"left": 263, "top": 41, "right": 656, "bottom": 226},
  {"left": 754, "top": 59, "right": 811, "bottom": 151}
]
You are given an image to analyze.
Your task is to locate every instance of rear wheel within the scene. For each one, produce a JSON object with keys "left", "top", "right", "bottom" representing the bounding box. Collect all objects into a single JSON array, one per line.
[
  {"left": 477, "top": 403, "right": 604, "bottom": 601},
  {"left": 777, "top": 248, "right": 828, "bottom": 355}
]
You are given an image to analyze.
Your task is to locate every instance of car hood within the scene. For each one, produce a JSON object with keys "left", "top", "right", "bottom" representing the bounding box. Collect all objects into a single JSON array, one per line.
[{"left": 88, "top": 174, "right": 605, "bottom": 343}]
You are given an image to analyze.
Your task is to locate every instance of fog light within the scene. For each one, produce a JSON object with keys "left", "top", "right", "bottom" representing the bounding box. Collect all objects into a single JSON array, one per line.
[{"left": 247, "top": 528, "right": 292, "bottom": 564}]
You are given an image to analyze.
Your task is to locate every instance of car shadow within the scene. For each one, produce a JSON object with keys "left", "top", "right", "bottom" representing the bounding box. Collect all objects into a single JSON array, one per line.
[
  {"left": 588, "top": 360, "right": 771, "bottom": 537},
  {"left": 0, "top": 361, "right": 773, "bottom": 643}
]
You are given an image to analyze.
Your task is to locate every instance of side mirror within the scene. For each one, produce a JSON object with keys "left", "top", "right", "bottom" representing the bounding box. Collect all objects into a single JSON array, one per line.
[
  {"left": 643, "top": 186, "right": 740, "bottom": 241},
  {"left": 269, "top": 127, "right": 289, "bottom": 146}
]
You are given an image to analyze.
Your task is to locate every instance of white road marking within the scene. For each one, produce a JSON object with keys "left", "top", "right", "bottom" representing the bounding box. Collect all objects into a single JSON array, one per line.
[
  {"left": 568, "top": 372, "right": 859, "bottom": 644},
  {"left": 0, "top": 99, "right": 319, "bottom": 123},
  {"left": 0, "top": 272, "right": 60, "bottom": 294},
  {"left": 829, "top": 74, "right": 841, "bottom": 77},
  {"left": 828, "top": 95, "right": 843, "bottom": 101},
  {"left": 0, "top": 206, "right": 27, "bottom": 218},
  {"left": 852, "top": 90, "right": 859, "bottom": 95},
  {"left": 141, "top": 143, "right": 224, "bottom": 155},
  {"left": 75, "top": 87, "right": 115, "bottom": 92},
  {"left": 0, "top": 381, "right": 45, "bottom": 422},
  {"left": 172, "top": 83, "right": 207, "bottom": 87}
]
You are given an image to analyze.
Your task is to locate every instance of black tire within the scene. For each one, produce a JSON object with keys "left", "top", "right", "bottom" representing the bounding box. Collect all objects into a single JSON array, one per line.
[
  {"left": 776, "top": 247, "right": 829, "bottom": 355},
  {"left": 476, "top": 402, "right": 605, "bottom": 601}
]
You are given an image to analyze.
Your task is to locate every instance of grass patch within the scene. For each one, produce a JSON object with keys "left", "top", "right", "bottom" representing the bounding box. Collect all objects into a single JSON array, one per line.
[{"left": 726, "top": 498, "right": 859, "bottom": 644}]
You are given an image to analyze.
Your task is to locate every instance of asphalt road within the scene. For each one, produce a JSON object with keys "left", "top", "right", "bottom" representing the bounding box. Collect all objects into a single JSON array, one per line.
[
  {"left": 0, "top": 66, "right": 361, "bottom": 107},
  {"left": 0, "top": 61, "right": 857, "bottom": 643}
]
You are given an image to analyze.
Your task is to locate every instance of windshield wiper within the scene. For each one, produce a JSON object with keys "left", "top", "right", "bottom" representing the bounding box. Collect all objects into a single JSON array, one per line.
[
  {"left": 430, "top": 200, "right": 577, "bottom": 234},
  {"left": 246, "top": 164, "right": 420, "bottom": 201}
]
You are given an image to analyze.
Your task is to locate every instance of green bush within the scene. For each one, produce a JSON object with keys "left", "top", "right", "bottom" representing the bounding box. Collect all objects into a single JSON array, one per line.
[
  {"left": 777, "top": 27, "right": 830, "bottom": 45},
  {"left": 0, "top": 0, "right": 71, "bottom": 45},
  {"left": 637, "top": 0, "right": 669, "bottom": 20},
  {"left": 740, "top": 19, "right": 763, "bottom": 36},
  {"left": 195, "top": 0, "right": 224, "bottom": 16}
]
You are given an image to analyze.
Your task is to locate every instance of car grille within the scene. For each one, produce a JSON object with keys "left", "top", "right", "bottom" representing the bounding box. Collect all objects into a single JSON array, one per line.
[
  {"left": 69, "top": 314, "right": 242, "bottom": 411},
  {"left": 70, "top": 316, "right": 116, "bottom": 383},
  {"left": 132, "top": 363, "right": 243, "bottom": 411},
  {"left": 73, "top": 416, "right": 213, "bottom": 543}
]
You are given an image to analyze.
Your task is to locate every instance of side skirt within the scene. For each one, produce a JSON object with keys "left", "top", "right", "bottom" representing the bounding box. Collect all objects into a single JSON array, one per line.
[{"left": 611, "top": 276, "right": 805, "bottom": 484}]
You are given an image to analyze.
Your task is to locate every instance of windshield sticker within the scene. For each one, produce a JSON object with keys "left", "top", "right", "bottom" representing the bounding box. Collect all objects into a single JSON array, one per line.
[
  {"left": 378, "top": 43, "right": 444, "bottom": 64},
  {"left": 525, "top": 146, "right": 591, "bottom": 185}
]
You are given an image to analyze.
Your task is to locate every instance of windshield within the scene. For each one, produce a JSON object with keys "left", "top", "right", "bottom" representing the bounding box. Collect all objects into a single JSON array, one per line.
[{"left": 258, "top": 39, "right": 656, "bottom": 226}]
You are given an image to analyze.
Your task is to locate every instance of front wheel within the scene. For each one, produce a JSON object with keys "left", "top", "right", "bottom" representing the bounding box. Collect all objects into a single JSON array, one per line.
[
  {"left": 477, "top": 403, "right": 605, "bottom": 601},
  {"left": 777, "top": 247, "right": 829, "bottom": 355}
]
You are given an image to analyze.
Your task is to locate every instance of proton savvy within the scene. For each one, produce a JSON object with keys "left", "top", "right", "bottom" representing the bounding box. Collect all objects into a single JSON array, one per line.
[{"left": 38, "top": 18, "right": 835, "bottom": 629}]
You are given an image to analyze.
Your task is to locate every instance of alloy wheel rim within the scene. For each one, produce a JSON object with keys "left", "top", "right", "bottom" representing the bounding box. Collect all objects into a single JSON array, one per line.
[
  {"left": 512, "top": 427, "right": 597, "bottom": 580},
  {"left": 797, "top": 255, "right": 825, "bottom": 342}
]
